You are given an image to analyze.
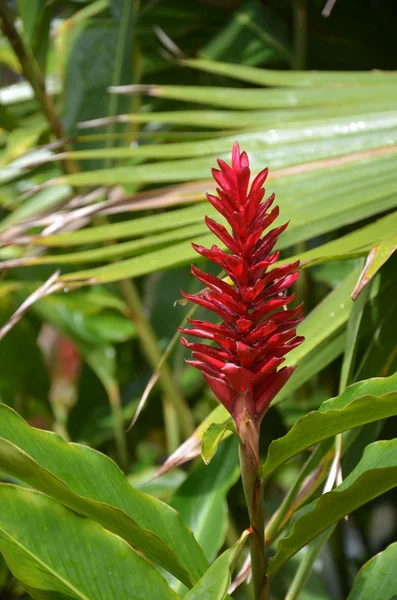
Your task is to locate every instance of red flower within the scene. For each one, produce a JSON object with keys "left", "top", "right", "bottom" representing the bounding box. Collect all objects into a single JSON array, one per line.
[{"left": 180, "top": 143, "right": 304, "bottom": 429}]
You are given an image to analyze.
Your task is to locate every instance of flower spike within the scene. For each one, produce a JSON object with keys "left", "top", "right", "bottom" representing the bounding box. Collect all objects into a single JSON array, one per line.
[{"left": 180, "top": 143, "right": 304, "bottom": 430}]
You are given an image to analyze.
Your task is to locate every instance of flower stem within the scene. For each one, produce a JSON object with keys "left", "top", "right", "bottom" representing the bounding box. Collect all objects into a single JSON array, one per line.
[{"left": 238, "top": 416, "right": 268, "bottom": 599}]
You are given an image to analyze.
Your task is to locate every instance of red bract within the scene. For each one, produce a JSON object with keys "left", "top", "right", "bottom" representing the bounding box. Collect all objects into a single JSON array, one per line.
[{"left": 179, "top": 143, "right": 304, "bottom": 430}]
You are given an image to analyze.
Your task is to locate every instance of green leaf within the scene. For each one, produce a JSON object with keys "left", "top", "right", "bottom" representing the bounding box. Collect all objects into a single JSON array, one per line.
[
  {"left": 352, "top": 233, "right": 397, "bottom": 299},
  {"left": 184, "top": 531, "right": 249, "bottom": 600},
  {"left": 0, "top": 404, "right": 207, "bottom": 587},
  {"left": 51, "top": 130, "right": 397, "bottom": 187},
  {"left": 64, "top": 0, "right": 109, "bottom": 26},
  {"left": 281, "top": 211, "right": 397, "bottom": 272},
  {"left": 182, "top": 58, "right": 397, "bottom": 88},
  {"left": 12, "top": 223, "right": 208, "bottom": 266},
  {"left": 262, "top": 372, "right": 397, "bottom": 481},
  {"left": 81, "top": 104, "right": 397, "bottom": 130},
  {"left": 0, "top": 99, "right": 18, "bottom": 130},
  {"left": 39, "top": 203, "right": 206, "bottom": 247},
  {"left": 347, "top": 542, "right": 397, "bottom": 600},
  {"left": 269, "top": 439, "right": 397, "bottom": 575},
  {"left": 0, "top": 303, "right": 50, "bottom": 404},
  {"left": 339, "top": 258, "right": 371, "bottom": 392},
  {"left": 62, "top": 17, "right": 133, "bottom": 170},
  {"left": 40, "top": 153, "right": 397, "bottom": 283},
  {"left": 54, "top": 108, "right": 397, "bottom": 163},
  {"left": 0, "top": 186, "right": 71, "bottom": 233},
  {"left": 199, "top": 0, "right": 290, "bottom": 66},
  {"left": 136, "top": 82, "right": 397, "bottom": 110},
  {"left": 0, "top": 37, "right": 21, "bottom": 76},
  {"left": 201, "top": 420, "right": 235, "bottom": 465},
  {"left": 0, "top": 484, "right": 179, "bottom": 600},
  {"left": 34, "top": 294, "right": 135, "bottom": 346},
  {"left": 1, "top": 121, "right": 47, "bottom": 166},
  {"left": 17, "top": 0, "right": 45, "bottom": 43},
  {"left": 128, "top": 467, "right": 187, "bottom": 501},
  {"left": 170, "top": 436, "right": 240, "bottom": 563}
]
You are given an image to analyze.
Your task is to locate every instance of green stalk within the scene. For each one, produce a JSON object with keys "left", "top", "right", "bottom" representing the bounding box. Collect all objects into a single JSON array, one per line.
[
  {"left": 285, "top": 529, "right": 333, "bottom": 600},
  {"left": 118, "top": 279, "right": 194, "bottom": 451},
  {"left": 293, "top": 0, "right": 307, "bottom": 71},
  {"left": 238, "top": 413, "right": 268, "bottom": 599},
  {"left": 108, "top": 383, "right": 129, "bottom": 473}
]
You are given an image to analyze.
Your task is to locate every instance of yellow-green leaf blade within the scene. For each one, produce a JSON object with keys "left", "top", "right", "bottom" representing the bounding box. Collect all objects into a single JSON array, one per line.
[
  {"left": 0, "top": 404, "right": 208, "bottom": 587},
  {"left": 0, "top": 484, "right": 179, "bottom": 600}
]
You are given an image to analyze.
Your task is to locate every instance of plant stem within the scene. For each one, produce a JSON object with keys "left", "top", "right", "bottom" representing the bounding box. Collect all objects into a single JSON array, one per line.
[
  {"left": 293, "top": 0, "right": 307, "bottom": 71},
  {"left": 286, "top": 528, "right": 334, "bottom": 600},
  {"left": 238, "top": 416, "right": 268, "bottom": 599},
  {"left": 118, "top": 279, "right": 194, "bottom": 450},
  {"left": 108, "top": 383, "right": 129, "bottom": 473},
  {"left": 0, "top": 2, "right": 78, "bottom": 174}
]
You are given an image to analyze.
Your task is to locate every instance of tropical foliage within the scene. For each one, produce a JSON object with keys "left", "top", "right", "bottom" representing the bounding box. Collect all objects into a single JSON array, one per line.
[{"left": 0, "top": 1, "right": 396, "bottom": 599}]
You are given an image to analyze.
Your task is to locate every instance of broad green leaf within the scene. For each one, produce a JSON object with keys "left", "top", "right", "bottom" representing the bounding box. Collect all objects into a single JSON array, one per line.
[
  {"left": 128, "top": 467, "right": 187, "bottom": 501},
  {"left": 60, "top": 235, "right": 212, "bottom": 283},
  {"left": 0, "top": 553, "right": 8, "bottom": 589},
  {"left": 50, "top": 130, "right": 397, "bottom": 187},
  {"left": 62, "top": 21, "right": 132, "bottom": 140},
  {"left": 182, "top": 58, "right": 397, "bottom": 88},
  {"left": 0, "top": 186, "right": 71, "bottom": 232},
  {"left": 58, "top": 189, "right": 397, "bottom": 283},
  {"left": 111, "top": 82, "right": 397, "bottom": 110},
  {"left": 269, "top": 439, "right": 397, "bottom": 575},
  {"left": 11, "top": 223, "right": 208, "bottom": 266},
  {"left": 57, "top": 110, "right": 397, "bottom": 162},
  {"left": 201, "top": 420, "right": 235, "bottom": 465},
  {"left": 184, "top": 531, "right": 249, "bottom": 600},
  {"left": 38, "top": 203, "right": 206, "bottom": 246},
  {"left": 17, "top": 0, "right": 51, "bottom": 70},
  {"left": 347, "top": 542, "right": 397, "bottom": 600},
  {"left": 0, "top": 484, "right": 179, "bottom": 600},
  {"left": 277, "top": 211, "right": 397, "bottom": 271},
  {"left": 262, "top": 372, "right": 397, "bottom": 481},
  {"left": 17, "top": 0, "right": 45, "bottom": 43},
  {"left": 31, "top": 152, "right": 397, "bottom": 283},
  {"left": 170, "top": 436, "right": 240, "bottom": 563},
  {"left": 82, "top": 104, "right": 397, "bottom": 130},
  {"left": 0, "top": 404, "right": 208, "bottom": 587},
  {"left": 34, "top": 295, "right": 135, "bottom": 346},
  {"left": 0, "top": 37, "right": 21, "bottom": 75},
  {"left": 28, "top": 150, "right": 397, "bottom": 261}
]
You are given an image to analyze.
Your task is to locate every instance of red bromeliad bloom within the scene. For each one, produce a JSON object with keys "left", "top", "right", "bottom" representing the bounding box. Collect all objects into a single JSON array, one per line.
[{"left": 179, "top": 143, "right": 304, "bottom": 431}]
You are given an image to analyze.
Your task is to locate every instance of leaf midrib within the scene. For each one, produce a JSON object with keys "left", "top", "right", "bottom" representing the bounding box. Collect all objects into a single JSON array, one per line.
[{"left": 0, "top": 526, "right": 91, "bottom": 600}]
